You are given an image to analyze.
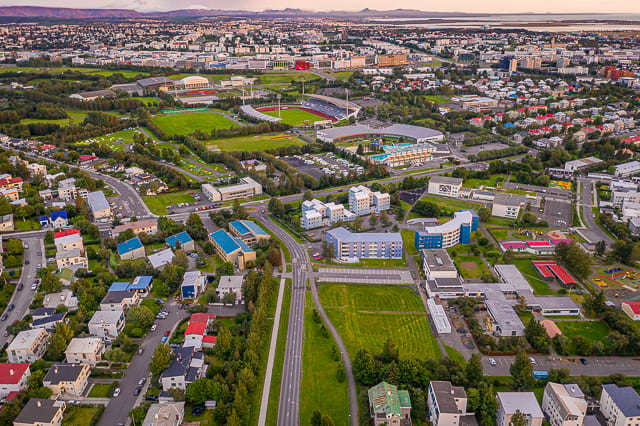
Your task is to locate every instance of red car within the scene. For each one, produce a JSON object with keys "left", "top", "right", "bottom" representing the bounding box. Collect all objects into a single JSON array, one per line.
[{"left": 164, "top": 330, "right": 170, "bottom": 337}]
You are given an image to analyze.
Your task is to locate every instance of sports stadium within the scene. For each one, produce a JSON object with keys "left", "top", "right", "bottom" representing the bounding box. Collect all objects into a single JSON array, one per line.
[{"left": 240, "top": 94, "right": 360, "bottom": 126}]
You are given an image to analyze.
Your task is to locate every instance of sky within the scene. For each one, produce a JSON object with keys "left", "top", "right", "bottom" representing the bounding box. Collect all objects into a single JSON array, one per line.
[{"left": 1, "top": 0, "right": 639, "bottom": 13}]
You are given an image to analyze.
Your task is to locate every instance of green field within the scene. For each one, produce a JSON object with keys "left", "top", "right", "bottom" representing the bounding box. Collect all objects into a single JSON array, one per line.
[
  {"left": 423, "top": 95, "right": 452, "bottom": 103},
  {"left": 62, "top": 406, "right": 104, "bottom": 426},
  {"left": 205, "top": 132, "right": 307, "bottom": 151},
  {"left": 301, "top": 292, "right": 349, "bottom": 425},
  {"left": 0, "top": 66, "right": 149, "bottom": 78},
  {"left": 20, "top": 110, "right": 88, "bottom": 127},
  {"left": 401, "top": 229, "right": 418, "bottom": 255},
  {"left": 261, "top": 108, "right": 328, "bottom": 126},
  {"left": 266, "top": 286, "right": 292, "bottom": 425},
  {"left": 132, "top": 96, "right": 159, "bottom": 105},
  {"left": 142, "top": 191, "right": 195, "bottom": 215},
  {"left": 76, "top": 128, "right": 143, "bottom": 151},
  {"left": 257, "top": 72, "right": 317, "bottom": 85},
  {"left": 463, "top": 174, "right": 506, "bottom": 189},
  {"left": 319, "top": 284, "right": 441, "bottom": 359},
  {"left": 453, "top": 255, "right": 488, "bottom": 279},
  {"left": 417, "top": 195, "right": 487, "bottom": 216},
  {"left": 151, "top": 111, "right": 238, "bottom": 136},
  {"left": 556, "top": 320, "right": 610, "bottom": 343}
]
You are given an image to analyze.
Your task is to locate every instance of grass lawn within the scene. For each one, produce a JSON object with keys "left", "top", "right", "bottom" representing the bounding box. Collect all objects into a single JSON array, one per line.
[
  {"left": 266, "top": 285, "right": 291, "bottom": 425},
  {"left": 300, "top": 292, "right": 349, "bottom": 425},
  {"left": 62, "top": 406, "right": 104, "bottom": 426},
  {"left": 205, "top": 132, "right": 307, "bottom": 152},
  {"left": 80, "top": 128, "right": 143, "bottom": 148},
  {"left": 423, "top": 95, "right": 451, "bottom": 103},
  {"left": 556, "top": 320, "right": 610, "bottom": 346},
  {"left": 14, "top": 219, "right": 41, "bottom": 231},
  {"left": 88, "top": 383, "right": 116, "bottom": 398},
  {"left": 319, "top": 284, "right": 441, "bottom": 359},
  {"left": 329, "top": 71, "right": 354, "bottom": 81},
  {"left": 257, "top": 72, "right": 316, "bottom": 85},
  {"left": 142, "top": 191, "right": 195, "bottom": 215},
  {"left": 132, "top": 96, "right": 159, "bottom": 105},
  {"left": 261, "top": 108, "right": 328, "bottom": 126},
  {"left": 453, "top": 255, "right": 488, "bottom": 279},
  {"left": 401, "top": 229, "right": 418, "bottom": 255},
  {"left": 182, "top": 406, "right": 215, "bottom": 424},
  {"left": 512, "top": 259, "right": 557, "bottom": 295},
  {"left": 20, "top": 109, "right": 88, "bottom": 127},
  {"left": 418, "top": 195, "right": 486, "bottom": 216},
  {"left": 444, "top": 345, "right": 465, "bottom": 364},
  {"left": 151, "top": 111, "right": 237, "bottom": 136},
  {"left": 463, "top": 174, "right": 506, "bottom": 189}
]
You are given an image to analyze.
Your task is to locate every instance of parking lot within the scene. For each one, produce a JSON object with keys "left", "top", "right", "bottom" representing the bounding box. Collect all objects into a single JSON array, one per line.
[
  {"left": 543, "top": 199, "right": 572, "bottom": 229},
  {"left": 316, "top": 268, "right": 414, "bottom": 284},
  {"left": 461, "top": 142, "right": 509, "bottom": 156},
  {"left": 282, "top": 152, "right": 363, "bottom": 180},
  {"left": 166, "top": 192, "right": 218, "bottom": 215}
]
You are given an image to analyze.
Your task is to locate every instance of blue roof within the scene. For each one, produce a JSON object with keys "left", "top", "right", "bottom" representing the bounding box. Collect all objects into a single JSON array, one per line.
[
  {"left": 603, "top": 384, "right": 640, "bottom": 417},
  {"left": 130, "top": 276, "right": 152, "bottom": 290},
  {"left": 229, "top": 220, "right": 250, "bottom": 236},
  {"left": 39, "top": 216, "right": 49, "bottom": 223},
  {"left": 50, "top": 210, "right": 68, "bottom": 221},
  {"left": 108, "top": 282, "right": 131, "bottom": 292},
  {"left": 117, "top": 237, "right": 144, "bottom": 255},
  {"left": 504, "top": 123, "right": 515, "bottom": 127},
  {"left": 210, "top": 229, "right": 241, "bottom": 255},
  {"left": 240, "top": 220, "right": 268, "bottom": 236},
  {"left": 234, "top": 237, "right": 253, "bottom": 253},
  {"left": 166, "top": 231, "right": 193, "bottom": 248}
]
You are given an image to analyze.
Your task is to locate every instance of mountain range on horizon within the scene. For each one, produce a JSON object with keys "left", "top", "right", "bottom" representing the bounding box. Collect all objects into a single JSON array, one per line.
[{"left": 0, "top": 5, "right": 615, "bottom": 19}]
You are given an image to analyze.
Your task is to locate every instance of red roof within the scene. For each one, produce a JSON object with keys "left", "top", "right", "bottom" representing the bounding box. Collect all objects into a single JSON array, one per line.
[
  {"left": 39, "top": 144, "right": 55, "bottom": 150},
  {"left": 623, "top": 135, "right": 640, "bottom": 144},
  {"left": 624, "top": 302, "right": 640, "bottom": 315},
  {"left": 0, "top": 363, "right": 30, "bottom": 384},
  {"left": 527, "top": 241, "right": 552, "bottom": 247},
  {"left": 5, "top": 391, "right": 19, "bottom": 401},
  {"left": 502, "top": 242, "right": 526, "bottom": 249},
  {"left": 0, "top": 177, "right": 23, "bottom": 186},
  {"left": 54, "top": 229, "right": 80, "bottom": 239},
  {"left": 78, "top": 155, "right": 98, "bottom": 162},
  {"left": 185, "top": 322, "right": 206, "bottom": 336},
  {"left": 189, "top": 313, "right": 216, "bottom": 324},
  {"left": 549, "top": 264, "right": 576, "bottom": 285},
  {"left": 202, "top": 336, "right": 217, "bottom": 344}
]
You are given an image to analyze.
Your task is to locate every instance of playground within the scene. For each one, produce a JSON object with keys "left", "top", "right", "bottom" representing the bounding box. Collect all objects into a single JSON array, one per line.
[
  {"left": 592, "top": 266, "right": 640, "bottom": 291},
  {"left": 550, "top": 180, "right": 572, "bottom": 190}
]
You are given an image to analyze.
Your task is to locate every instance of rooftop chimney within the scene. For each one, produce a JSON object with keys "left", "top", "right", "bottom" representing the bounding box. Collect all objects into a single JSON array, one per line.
[
  {"left": 37, "top": 400, "right": 42, "bottom": 407},
  {"left": 9, "top": 369, "right": 14, "bottom": 376}
]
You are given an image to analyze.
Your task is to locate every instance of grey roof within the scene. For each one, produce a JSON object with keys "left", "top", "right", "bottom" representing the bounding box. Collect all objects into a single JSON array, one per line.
[
  {"left": 422, "top": 249, "right": 456, "bottom": 272},
  {"left": 327, "top": 227, "right": 402, "bottom": 243},
  {"left": 148, "top": 248, "right": 175, "bottom": 269},
  {"left": 430, "top": 175, "right": 463, "bottom": 185},
  {"left": 218, "top": 275, "right": 243, "bottom": 291},
  {"left": 14, "top": 398, "right": 62, "bottom": 424},
  {"left": 32, "top": 313, "right": 66, "bottom": 327},
  {"left": 497, "top": 392, "right": 544, "bottom": 418},
  {"left": 430, "top": 381, "right": 466, "bottom": 414},
  {"left": 73, "top": 89, "right": 115, "bottom": 99},
  {"left": 101, "top": 291, "right": 131, "bottom": 305},
  {"left": 583, "top": 415, "right": 603, "bottom": 426},
  {"left": 602, "top": 384, "right": 640, "bottom": 417},
  {"left": 318, "top": 124, "right": 442, "bottom": 141},
  {"left": 493, "top": 193, "right": 526, "bottom": 207},
  {"left": 43, "top": 363, "right": 86, "bottom": 384},
  {"left": 87, "top": 191, "right": 110, "bottom": 213},
  {"left": 162, "top": 347, "right": 194, "bottom": 379},
  {"left": 137, "top": 76, "right": 173, "bottom": 87}
]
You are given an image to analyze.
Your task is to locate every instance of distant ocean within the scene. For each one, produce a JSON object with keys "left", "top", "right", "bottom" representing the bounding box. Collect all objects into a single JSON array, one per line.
[{"left": 373, "top": 13, "right": 640, "bottom": 32}]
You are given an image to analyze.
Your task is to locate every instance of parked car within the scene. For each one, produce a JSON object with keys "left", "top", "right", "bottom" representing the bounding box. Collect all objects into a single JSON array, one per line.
[
  {"left": 164, "top": 330, "right": 170, "bottom": 337},
  {"left": 160, "top": 336, "right": 168, "bottom": 343},
  {"left": 488, "top": 358, "right": 497, "bottom": 366},
  {"left": 150, "top": 324, "right": 157, "bottom": 332},
  {"left": 17, "top": 283, "right": 23, "bottom": 291},
  {"left": 138, "top": 348, "right": 144, "bottom": 355},
  {"left": 145, "top": 395, "right": 159, "bottom": 402},
  {"left": 1, "top": 313, "right": 7, "bottom": 321},
  {"left": 580, "top": 358, "right": 588, "bottom": 365},
  {"left": 113, "top": 388, "right": 121, "bottom": 397},
  {"left": 529, "top": 357, "right": 536, "bottom": 365},
  {"left": 7, "top": 304, "right": 14, "bottom": 311},
  {"left": 31, "top": 283, "right": 37, "bottom": 291},
  {"left": 138, "top": 378, "right": 146, "bottom": 386}
]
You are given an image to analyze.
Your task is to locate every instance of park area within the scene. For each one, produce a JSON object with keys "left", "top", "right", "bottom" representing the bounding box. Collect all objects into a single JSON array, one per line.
[
  {"left": 556, "top": 320, "right": 610, "bottom": 354},
  {"left": 20, "top": 109, "right": 88, "bottom": 127},
  {"left": 76, "top": 128, "right": 144, "bottom": 151},
  {"left": 453, "top": 255, "right": 490, "bottom": 279},
  {"left": 259, "top": 107, "right": 329, "bottom": 126},
  {"left": 150, "top": 111, "right": 238, "bottom": 136},
  {"left": 318, "top": 283, "right": 441, "bottom": 359},
  {"left": 142, "top": 191, "right": 195, "bottom": 215},
  {"left": 205, "top": 132, "right": 307, "bottom": 151}
]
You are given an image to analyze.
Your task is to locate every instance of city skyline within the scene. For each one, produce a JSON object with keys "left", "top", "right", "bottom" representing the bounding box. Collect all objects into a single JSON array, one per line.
[{"left": 0, "top": 0, "right": 639, "bottom": 14}]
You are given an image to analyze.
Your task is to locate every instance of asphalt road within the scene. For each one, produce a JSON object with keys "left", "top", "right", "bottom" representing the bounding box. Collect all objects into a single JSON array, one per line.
[
  {"left": 0, "top": 237, "right": 44, "bottom": 347},
  {"left": 252, "top": 212, "right": 307, "bottom": 426},
  {"left": 577, "top": 177, "right": 613, "bottom": 245},
  {"left": 97, "top": 299, "right": 188, "bottom": 426},
  {"left": 483, "top": 354, "right": 640, "bottom": 376}
]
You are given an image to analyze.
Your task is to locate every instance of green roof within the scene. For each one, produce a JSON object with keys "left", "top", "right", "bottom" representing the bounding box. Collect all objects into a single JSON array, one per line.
[{"left": 368, "top": 381, "right": 411, "bottom": 419}]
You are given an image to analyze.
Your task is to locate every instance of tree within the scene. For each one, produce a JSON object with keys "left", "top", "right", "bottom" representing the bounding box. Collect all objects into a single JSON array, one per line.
[
  {"left": 311, "top": 409, "right": 322, "bottom": 426},
  {"left": 510, "top": 351, "right": 534, "bottom": 391},
  {"left": 6, "top": 239, "right": 24, "bottom": 256},
  {"left": 223, "top": 291, "right": 237, "bottom": 305},
  {"left": 353, "top": 349, "right": 377, "bottom": 386},
  {"left": 478, "top": 207, "right": 491, "bottom": 222},
  {"left": 268, "top": 197, "right": 285, "bottom": 218},
  {"left": 47, "top": 323, "right": 74, "bottom": 361},
  {"left": 303, "top": 190, "right": 314, "bottom": 201},
  {"left": 510, "top": 410, "right": 528, "bottom": 426},
  {"left": 186, "top": 378, "right": 221, "bottom": 405},
  {"left": 39, "top": 270, "right": 62, "bottom": 293},
  {"left": 150, "top": 344, "right": 174, "bottom": 375},
  {"left": 126, "top": 306, "right": 154, "bottom": 330},
  {"left": 595, "top": 240, "right": 607, "bottom": 257},
  {"left": 465, "top": 354, "right": 483, "bottom": 388},
  {"left": 380, "top": 338, "right": 399, "bottom": 363},
  {"left": 369, "top": 214, "right": 378, "bottom": 227},
  {"left": 321, "top": 241, "right": 334, "bottom": 260},
  {"left": 352, "top": 216, "right": 363, "bottom": 232},
  {"left": 217, "top": 262, "right": 234, "bottom": 276}
]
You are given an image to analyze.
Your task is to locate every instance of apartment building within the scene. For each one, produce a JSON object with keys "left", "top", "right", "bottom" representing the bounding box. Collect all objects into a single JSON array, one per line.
[
  {"left": 496, "top": 392, "right": 544, "bottom": 426},
  {"left": 0, "top": 363, "right": 30, "bottom": 399},
  {"left": 65, "top": 337, "right": 104, "bottom": 366},
  {"left": 14, "top": 398, "right": 65, "bottom": 426},
  {"left": 542, "top": 382, "right": 587, "bottom": 426},
  {"left": 428, "top": 176, "right": 463, "bottom": 198},
  {"left": 600, "top": 384, "right": 640, "bottom": 426},
  {"left": 415, "top": 210, "right": 479, "bottom": 249},
  {"left": 6, "top": 329, "right": 49, "bottom": 363},
  {"left": 43, "top": 363, "right": 90, "bottom": 397},
  {"left": 348, "top": 186, "right": 390, "bottom": 216},
  {"left": 87, "top": 191, "right": 112, "bottom": 220},
  {"left": 427, "top": 381, "right": 471, "bottom": 426},
  {"left": 111, "top": 219, "right": 158, "bottom": 237},
  {"left": 88, "top": 310, "right": 125, "bottom": 338},
  {"left": 326, "top": 227, "right": 403, "bottom": 260}
]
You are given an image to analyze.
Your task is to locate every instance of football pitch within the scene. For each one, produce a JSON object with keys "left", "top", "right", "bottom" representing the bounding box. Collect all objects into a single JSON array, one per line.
[
  {"left": 205, "top": 132, "right": 307, "bottom": 151},
  {"left": 260, "top": 108, "right": 328, "bottom": 126},
  {"left": 151, "top": 111, "right": 238, "bottom": 136},
  {"left": 318, "top": 283, "right": 442, "bottom": 359}
]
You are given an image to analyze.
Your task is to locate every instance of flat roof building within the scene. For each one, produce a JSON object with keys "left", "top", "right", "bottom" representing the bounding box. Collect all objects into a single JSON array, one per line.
[
  {"left": 415, "top": 210, "right": 478, "bottom": 250},
  {"left": 87, "top": 191, "right": 111, "bottom": 220},
  {"left": 326, "top": 227, "right": 403, "bottom": 260}
]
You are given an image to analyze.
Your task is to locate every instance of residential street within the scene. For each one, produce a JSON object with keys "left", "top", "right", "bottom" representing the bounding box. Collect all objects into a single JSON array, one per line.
[
  {"left": 0, "top": 237, "right": 44, "bottom": 347},
  {"left": 483, "top": 354, "right": 640, "bottom": 376},
  {"left": 577, "top": 177, "right": 613, "bottom": 245}
]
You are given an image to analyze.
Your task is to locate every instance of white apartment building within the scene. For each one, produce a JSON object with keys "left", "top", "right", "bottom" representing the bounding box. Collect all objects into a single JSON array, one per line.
[
  {"left": 88, "top": 310, "right": 125, "bottom": 338},
  {"left": 542, "top": 382, "right": 587, "bottom": 426},
  {"left": 428, "top": 176, "right": 463, "bottom": 198},
  {"left": 6, "top": 329, "right": 49, "bottom": 363},
  {"left": 427, "top": 381, "right": 470, "bottom": 426},
  {"left": 600, "top": 384, "right": 640, "bottom": 426},
  {"left": 348, "top": 186, "right": 390, "bottom": 216},
  {"left": 497, "top": 392, "right": 544, "bottom": 426},
  {"left": 300, "top": 198, "right": 352, "bottom": 229}
]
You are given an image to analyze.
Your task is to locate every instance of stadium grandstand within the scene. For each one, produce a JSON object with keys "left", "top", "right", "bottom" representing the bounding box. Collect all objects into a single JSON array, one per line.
[
  {"left": 239, "top": 105, "right": 282, "bottom": 123},
  {"left": 301, "top": 94, "right": 360, "bottom": 121}
]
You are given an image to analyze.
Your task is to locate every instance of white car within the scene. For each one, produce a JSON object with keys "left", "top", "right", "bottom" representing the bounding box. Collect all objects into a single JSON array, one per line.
[
  {"left": 113, "top": 388, "right": 121, "bottom": 397},
  {"left": 150, "top": 324, "right": 157, "bottom": 332},
  {"left": 488, "top": 358, "right": 497, "bottom": 366},
  {"left": 529, "top": 357, "right": 536, "bottom": 365}
]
